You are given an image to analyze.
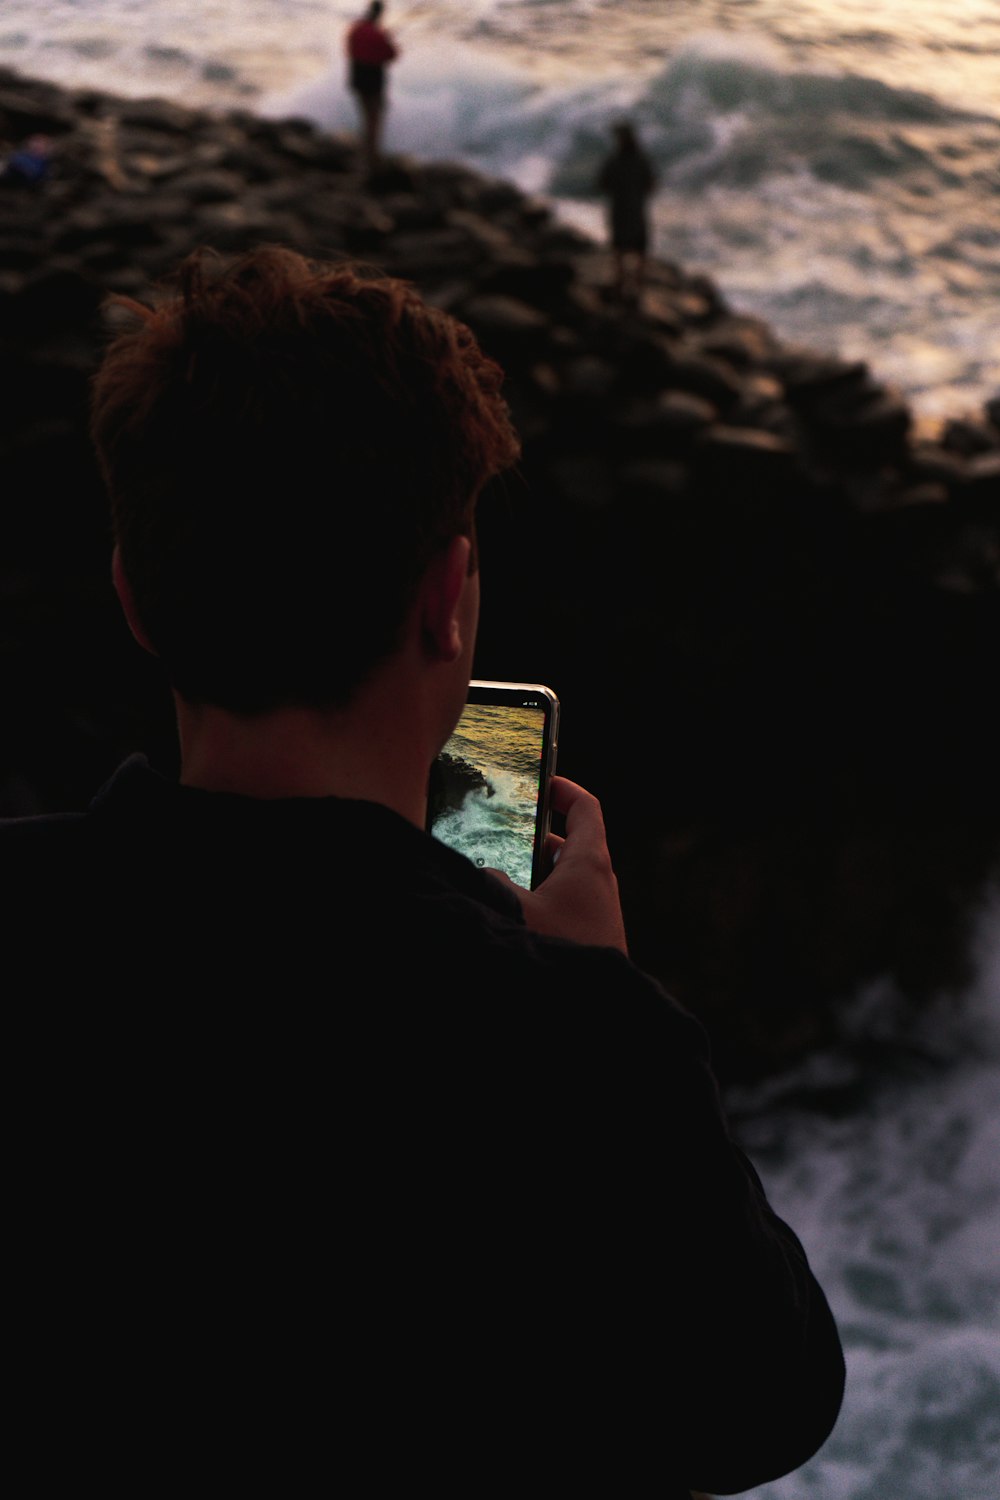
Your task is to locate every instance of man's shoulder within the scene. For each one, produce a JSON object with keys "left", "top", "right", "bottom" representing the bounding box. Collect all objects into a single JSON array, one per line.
[
  {"left": 0, "top": 757, "right": 694, "bottom": 1045},
  {"left": 0, "top": 804, "right": 95, "bottom": 874},
  {"left": 0, "top": 757, "right": 154, "bottom": 855},
  {"left": 406, "top": 876, "right": 707, "bottom": 1062},
  {"left": 0, "top": 808, "right": 88, "bottom": 841}
]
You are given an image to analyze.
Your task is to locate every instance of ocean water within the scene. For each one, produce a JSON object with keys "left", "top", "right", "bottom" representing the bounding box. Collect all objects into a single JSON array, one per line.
[
  {"left": 4, "top": 2, "right": 999, "bottom": 420},
  {"left": 728, "top": 894, "right": 1000, "bottom": 1499},
  {"left": 430, "top": 700, "right": 547, "bottom": 890}
]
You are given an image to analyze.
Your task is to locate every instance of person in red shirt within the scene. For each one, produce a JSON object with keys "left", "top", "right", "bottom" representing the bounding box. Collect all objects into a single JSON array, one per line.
[{"left": 345, "top": 1, "right": 400, "bottom": 173}]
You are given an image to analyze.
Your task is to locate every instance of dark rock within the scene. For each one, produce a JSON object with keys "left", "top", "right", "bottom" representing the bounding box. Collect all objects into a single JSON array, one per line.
[
  {"left": 547, "top": 453, "right": 617, "bottom": 510},
  {"left": 74, "top": 196, "right": 182, "bottom": 248},
  {"left": 55, "top": 195, "right": 187, "bottom": 253},
  {"left": 67, "top": 86, "right": 117, "bottom": 117},
  {"left": 0, "top": 83, "right": 76, "bottom": 137},
  {"left": 696, "top": 424, "right": 799, "bottom": 483},
  {"left": 954, "top": 451, "right": 1000, "bottom": 523},
  {"left": 8, "top": 261, "right": 101, "bottom": 332},
  {"left": 560, "top": 355, "right": 619, "bottom": 401},
  {"left": 193, "top": 203, "right": 305, "bottom": 254},
  {"left": 257, "top": 178, "right": 330, "bottom": 214},
  {"left": 418, "top": 160, "right": 488, "bottom": 206},
  {"left": 725, "top": 372, "right": 793, "bottom": 437},
  {"left": 865, "top": 495, "right": 959, "bottom": 578},
  {"left": 905, "top": 443, "right": 971, "bottom": 489},
  {"left": 168, "top": 169, "right": 245, "bottom": 205},
  {"left": 97, "top": 265, "right": 151, "bottom": 297},
  {"left": 655, "top": 390, "right": 719, "bottom": 433},
  {"left": 365, "top": 156, "right": 421, "bottom": 194},
  {"left": 942, "top": 415, "right": 1000, "bottom": 457},
  {"left": 894, "top": 482, "right": 950, "bottom": 509},
  {"left": 74, "top": 238, "right": 133, "bottom": 274},
  {"left": 273, "top": 128, "right": 354, "bottom": 173},
  {"left": 445, "top": 208, "right": 514, "bottom": 256},
  {"left": 515, "top": 195, "right": 554, "bottom": 228},
  {"left": 556, "top": 284, "right": 620, "bottom": 340},
  {"left": 672, "top": 291, "right": 715, "bottom": 324},
  {"left": 210, "top": 141, "right": 284, "bottom": 184},
  {"left": 812, "top": 388, "right": 912, "bottom": 460},
  {"left": 0, "top": 235, "right": 43, "bottom": 271},
  {"left": 385, "top": 225, "right": 489, "bottom": 279},
  {"left": 116, "top": 97, "right": 198, "bottom": 135},
  {"left": 661, "top": 350, "right": 743, "bottom": 410},
  {"left": 527, "top": 363, "right": 561, "bottom": 400},
  {"left": 772, "top": 351, "right": 870, "bottom": 405},
  {"left": 469, "top": 177, "right": 531, "bottom": 217},
  {"left": 427, "top": 751, "right": 493, "bottom": 822},
  {"left": 619, "top": 460, "right": 689, "bottom": 501},
  {"left": 532, "top": 221, "right": 596, "bottom": 257},
  {"left": 458, "top": 294, "right": 551, "bottom": 363},
  {"left": 474, "top": 253, "right": 575, "bottom": 308},
  {"left": 609, "top": 392, "right": 717, "bottom": 459},
  {"left": 306, "top": 194, "right": 393, "bottom": 247},
  {"left": 697, "top": 319, "right": 776, "bottom": 370},
  {"left": 638, "top": 289, "right": 683, "bottom": 336},
  {"left": 686, "top": 272, "right": 728, "bottom": 316},
  {"left": 373, "top": 192, "right": 444, "bottom": 232}
]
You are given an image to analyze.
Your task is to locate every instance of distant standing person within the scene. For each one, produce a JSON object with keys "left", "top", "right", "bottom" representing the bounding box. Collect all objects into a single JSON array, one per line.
[
  {"left": 346, "top": 2, "right": 400, "bottom": 174},
  {"left": 597, "top": 121, "right": 656, "bottom": 302}
]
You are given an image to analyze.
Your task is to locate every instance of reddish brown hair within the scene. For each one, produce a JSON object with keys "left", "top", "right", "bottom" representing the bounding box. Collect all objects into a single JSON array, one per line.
[{"left": 91, "top": 246, "right": 520, "bottom": 711}]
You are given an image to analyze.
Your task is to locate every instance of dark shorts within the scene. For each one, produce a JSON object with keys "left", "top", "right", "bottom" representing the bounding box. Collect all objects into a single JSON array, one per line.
[
  {"left": 350, "top": 61, "right": 385, "bottom": 99},
  {"left": 611, "top": 205, "right": 648, "bottom": 254}
]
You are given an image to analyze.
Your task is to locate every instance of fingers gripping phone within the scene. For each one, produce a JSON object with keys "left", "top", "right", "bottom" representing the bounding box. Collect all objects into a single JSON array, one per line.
[{"left": 427, "top": 681, "right": 559, "bottom": 890}]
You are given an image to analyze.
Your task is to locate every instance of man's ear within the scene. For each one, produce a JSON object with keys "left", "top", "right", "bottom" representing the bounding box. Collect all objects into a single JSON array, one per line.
[
  {"left": 112, "top": 545, "right": 157, "bottom": 656},
  {"left": 419, "top": 534, "right": 473, "bottom": 663}
]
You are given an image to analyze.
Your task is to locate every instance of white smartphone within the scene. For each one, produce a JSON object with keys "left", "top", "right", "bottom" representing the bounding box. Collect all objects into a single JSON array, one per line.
[{"left": 427, "top": 681, "right": 560, "bottom": 889}]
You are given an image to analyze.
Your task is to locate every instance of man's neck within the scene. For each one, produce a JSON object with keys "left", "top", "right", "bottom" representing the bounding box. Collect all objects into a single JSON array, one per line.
[{"left": 175, "top": 685, "right": 434, "bottom": 828}]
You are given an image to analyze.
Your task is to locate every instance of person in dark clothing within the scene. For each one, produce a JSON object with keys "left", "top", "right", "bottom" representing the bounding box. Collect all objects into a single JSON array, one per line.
[
  {"left": 4, "top": 245, "right": 844, "bottom": 1493},
  {"left": 345, "top": 0, "right": 399, "bottom": 172},
  {"left": 598, "top": 118, "right": 657, "bottom": 302}
]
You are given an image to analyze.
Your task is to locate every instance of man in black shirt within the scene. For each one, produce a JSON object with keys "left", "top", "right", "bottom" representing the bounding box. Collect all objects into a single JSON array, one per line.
[{"left": 6, "top": 246, "right": 843, "bottom": 1494}]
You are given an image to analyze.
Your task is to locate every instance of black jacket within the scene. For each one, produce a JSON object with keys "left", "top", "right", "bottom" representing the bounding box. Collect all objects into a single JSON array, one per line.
[{"left": 5, "top": 758, "right": 844, "bottom": 1494}]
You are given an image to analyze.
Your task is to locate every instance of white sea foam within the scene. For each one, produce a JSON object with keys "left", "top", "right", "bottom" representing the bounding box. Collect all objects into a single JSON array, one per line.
[
  {"left": 731, "top": 893, "right": 1000, "bottom": 1498},
  {"left": 433, "top": 767, "right": 535, "bottom": 888}
]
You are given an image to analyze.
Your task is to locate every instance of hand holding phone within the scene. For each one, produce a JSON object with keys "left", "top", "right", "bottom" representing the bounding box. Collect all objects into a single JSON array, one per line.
[
  {"left": 428, "top": 681, "right": 559, "bottom": 890},
  {"left": 493, "top": 775, "right": 629, "bottom": 955}
]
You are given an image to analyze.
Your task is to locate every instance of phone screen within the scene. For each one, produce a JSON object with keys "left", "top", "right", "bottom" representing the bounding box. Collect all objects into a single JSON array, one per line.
[{"left": 428, "top": 683, "right": 558, "bottom": 889}]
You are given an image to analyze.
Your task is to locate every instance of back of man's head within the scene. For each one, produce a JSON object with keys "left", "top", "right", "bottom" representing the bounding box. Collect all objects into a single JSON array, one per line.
[{"left": 91, "top": 246, "right": 519, "bottom": 713}]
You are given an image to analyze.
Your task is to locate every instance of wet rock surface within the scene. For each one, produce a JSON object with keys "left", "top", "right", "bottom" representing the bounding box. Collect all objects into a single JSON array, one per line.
[
  {"left": 3, "top": 70, "right": 999, "bottom": 1075},
  {"left": 428, "top": 753, "right": 494, "bottom": 823}
]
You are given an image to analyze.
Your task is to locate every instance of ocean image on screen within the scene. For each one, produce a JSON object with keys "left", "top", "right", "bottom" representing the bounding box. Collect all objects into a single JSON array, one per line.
[{"left": 429, "top": 702, "right": 546, "bottom": 889}]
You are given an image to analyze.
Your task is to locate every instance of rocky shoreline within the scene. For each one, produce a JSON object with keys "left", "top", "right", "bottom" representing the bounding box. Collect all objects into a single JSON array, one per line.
[{"left": 3, "top": 68, "right": 998, "bottom": 1073}]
